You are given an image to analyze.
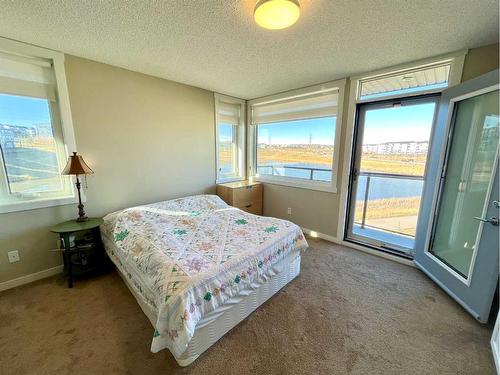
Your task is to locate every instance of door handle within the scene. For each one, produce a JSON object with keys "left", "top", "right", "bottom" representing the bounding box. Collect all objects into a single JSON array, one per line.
[{"left": 473, "top": 216, "right": 499, "bottom": 226}]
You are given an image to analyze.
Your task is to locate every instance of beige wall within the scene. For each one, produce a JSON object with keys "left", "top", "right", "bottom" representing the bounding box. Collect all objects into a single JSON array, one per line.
[
  {"left": 462, "top": 43, "right": 499, "bottom": 82},
  {"left": 263, "top": 43, "right": 499, "bottom": 238},
  {"left": 0, "top": 56, "right": 215, "bottom": 283}
]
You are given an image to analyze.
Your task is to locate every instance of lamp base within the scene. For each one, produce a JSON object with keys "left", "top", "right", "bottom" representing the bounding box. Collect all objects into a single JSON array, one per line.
[{"left": 74, "top": 178, "right": 88, "bottom": 223}]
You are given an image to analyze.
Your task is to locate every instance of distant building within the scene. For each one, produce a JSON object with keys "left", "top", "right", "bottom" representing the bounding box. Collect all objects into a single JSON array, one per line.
[
  {"left": 362, "top": 141, "right": 429, "bottom": 155},
  {"left": 0, "top": 124, "right": 36, "bottom": 148},
  {"left": 34, "top": 123, "right": 53, "bottom": 137}
]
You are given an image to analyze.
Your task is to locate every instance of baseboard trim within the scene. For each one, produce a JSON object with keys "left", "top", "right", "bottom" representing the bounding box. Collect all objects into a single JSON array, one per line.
[
  {"left": 301, "top": 227, "right": 415, "bottom": 268},
  {"left": 0, "top": 265, "right": 64, "bottom": 292},
  {"left": 301, "top": 227, "right": 340, "bottom": 244}
]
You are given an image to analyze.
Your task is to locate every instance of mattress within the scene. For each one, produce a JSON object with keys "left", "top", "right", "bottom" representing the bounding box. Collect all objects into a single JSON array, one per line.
[{"left": 100, "top": 195, "right": 308, "bottom": 360}]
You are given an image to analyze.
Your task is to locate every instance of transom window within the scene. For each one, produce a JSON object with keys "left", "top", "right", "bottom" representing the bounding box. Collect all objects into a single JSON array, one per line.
[
  {"left": 358, "top": 61, "right": 453, "bottom": 101},
  {"left": 248, "top": 80, "right": 345, "bottom": 192},
  {"left": 215, "top": 94, "right": 245, "bottom": 183},
  {"left": 0, "top": 38, "right": 77, "bottom": 213}
]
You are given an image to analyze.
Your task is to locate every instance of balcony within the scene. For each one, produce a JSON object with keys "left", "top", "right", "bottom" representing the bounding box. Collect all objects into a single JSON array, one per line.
[
  {"left": 352, "top": 171, "right": 423, "bottom": 251},
  {"left": 258, "top": 164, "right": 423, "bottom": 251}
]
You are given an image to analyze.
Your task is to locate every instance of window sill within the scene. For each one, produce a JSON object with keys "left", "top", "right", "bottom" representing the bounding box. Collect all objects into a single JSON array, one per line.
[
  {"left": 0, "top": 195, "right": 79, "bottom": 214},
  {"left": 252, "top": 175, "right": 337, "bottom": 193},
  {"left": 216, "top": 176, "right": 245, "bottom": 184}
]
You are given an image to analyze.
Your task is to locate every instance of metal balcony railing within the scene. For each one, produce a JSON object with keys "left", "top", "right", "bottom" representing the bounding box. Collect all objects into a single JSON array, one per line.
[
  {"left": 257, "top": 165, "right": 423, "bottom": 237},
  {"left": 257, "top": 164, "right": 331, "bottom": 181},
  {"left": 356, "top": 171, "right": 424, "bottom": 236}
]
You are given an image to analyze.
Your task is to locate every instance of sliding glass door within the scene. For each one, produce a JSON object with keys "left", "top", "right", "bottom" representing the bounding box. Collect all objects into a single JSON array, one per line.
[{"left": 345, "top": 95, "right": 439, "bottom": 255}]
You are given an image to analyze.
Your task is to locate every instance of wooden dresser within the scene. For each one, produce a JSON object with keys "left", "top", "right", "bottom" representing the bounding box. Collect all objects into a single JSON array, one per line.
[{"left": 216, "top": 180, "right": 263, "bottom": 215}]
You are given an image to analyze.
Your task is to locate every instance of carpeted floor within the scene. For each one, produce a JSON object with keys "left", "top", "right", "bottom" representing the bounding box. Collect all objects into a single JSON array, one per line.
[{"left": 0, "top": 237, "right": 495, "bottom": 375}]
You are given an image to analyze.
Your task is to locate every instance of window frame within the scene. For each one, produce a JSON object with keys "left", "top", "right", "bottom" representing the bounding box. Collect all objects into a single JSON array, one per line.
[
  {"left": 336, "top": 49, "right": 467, "bottom": 243},
  {"left": 0, "top": 37, "right": 78, "bottom": 214},
  {"left": 247, "top": 79, "right": 346, "bottom": 193},
  {"left": 356, "top": 54, "right": 466, "bottom": 104},
  {"left": 214, "top": 93, "right": 246, "bottom": 184}
]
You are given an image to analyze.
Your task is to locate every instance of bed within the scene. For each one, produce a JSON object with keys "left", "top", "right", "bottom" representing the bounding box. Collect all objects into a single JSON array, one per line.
[{"left": 100, "top": 194, "right": 308, "bottom": 366}]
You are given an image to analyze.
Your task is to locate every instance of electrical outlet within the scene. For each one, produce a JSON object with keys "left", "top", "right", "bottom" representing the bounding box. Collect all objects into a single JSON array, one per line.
[
  {"left": 287, "top": 207, "right": 292, "bottom": 215},
  {"left": 7, "top": 250, "right": 20, "bottom": 263}
]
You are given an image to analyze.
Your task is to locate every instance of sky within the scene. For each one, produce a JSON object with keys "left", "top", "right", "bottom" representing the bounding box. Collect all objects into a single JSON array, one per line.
[
  {"left": 363, "top": 102, "right": 436, "bottom": 144},
  {"left": 257, "top": 117, "right": 336, "bottom": 145},
  {"left": 0, "top": 93, "right": 51, "bottom": 128},
  {"left": 252, "top": 101, "right": 436, "bottom": 145}
]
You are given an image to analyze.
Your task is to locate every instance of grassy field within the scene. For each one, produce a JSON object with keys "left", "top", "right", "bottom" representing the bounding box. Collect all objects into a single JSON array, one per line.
[
  {"left": 354, "top": 196, "right": 421, "bottom": 221},
  {"left": 354, "top": 196, "right": 421, "bottom": 236},
  {"left": 218, "top": 145, "right": 235, "bottom": 171},
  {"left": 19, "top": 136, "right": 56, "bottom": 153},
  {"left": 255, "top": 146, "right": 426, "bottom": 176},
  {"left": 257, "top": 145, "right": 334, "bottom": 166},
  {"left": 360, "top": 153, "right": 426, "bottom": 176}
]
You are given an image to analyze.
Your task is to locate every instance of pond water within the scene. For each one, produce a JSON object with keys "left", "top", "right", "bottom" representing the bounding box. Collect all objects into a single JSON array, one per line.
[{"left": 257, "top": 163, "right": 423, "bottom": 200}]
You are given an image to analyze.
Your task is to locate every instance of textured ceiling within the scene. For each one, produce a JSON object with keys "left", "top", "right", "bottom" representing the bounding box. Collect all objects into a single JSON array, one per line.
[{"left": 0, "top": 0, "right": 498, "bottom": 99}]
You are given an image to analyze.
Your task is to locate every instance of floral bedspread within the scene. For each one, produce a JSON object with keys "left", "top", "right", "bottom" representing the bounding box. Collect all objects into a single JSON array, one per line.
[{"left": 100, "top": 195, "right": 308, "bottom": 358}]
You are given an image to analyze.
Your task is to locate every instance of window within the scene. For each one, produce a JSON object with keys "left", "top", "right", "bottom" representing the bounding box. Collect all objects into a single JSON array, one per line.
[
  {"left": 215, "top": 94, "right": 245, "bottom": 182},
  {"left": 0, "top": 38, "right": 77, "bottom": 213},
  {"left": 248, "top": 80, "right": 345, "bottom": 192},
  {"left": 358, "top": 61, "right": 455, "bottom": 101},
  {"left": 256, "top": 117, "right": 335, "bottom": 182}
]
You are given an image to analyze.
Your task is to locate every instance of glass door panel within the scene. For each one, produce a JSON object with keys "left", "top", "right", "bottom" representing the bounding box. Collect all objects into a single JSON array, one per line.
[
  {"left": 429, "top": 90, "right": 499, "bottom": 278},
  {"left": 414, "top": 70, "right": 499, "bottom": 323},
  {"left": 346, "top": 96, "right": 438, "bottom": 254}
]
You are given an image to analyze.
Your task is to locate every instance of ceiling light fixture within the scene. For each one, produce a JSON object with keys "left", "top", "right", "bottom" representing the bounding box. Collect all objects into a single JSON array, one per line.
[{"left": 254, "top": 0, "right": 300, "bottom": 30}]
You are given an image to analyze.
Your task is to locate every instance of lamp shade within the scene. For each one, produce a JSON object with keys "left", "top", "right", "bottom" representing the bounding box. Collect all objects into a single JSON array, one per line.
[{"left": 62, "top": 152, "right": 93, "bottom": 176}]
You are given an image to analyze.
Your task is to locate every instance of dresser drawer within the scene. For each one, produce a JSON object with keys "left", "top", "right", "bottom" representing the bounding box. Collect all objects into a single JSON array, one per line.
[
  {"left": 232, "top": 184, "right": 262, "bottom": 205},
  {"left": 216, "top": 181, "right": 263, "bottom": 215},
  {"left": 236, "top": 201, "right": 262, "bottom": 215}
]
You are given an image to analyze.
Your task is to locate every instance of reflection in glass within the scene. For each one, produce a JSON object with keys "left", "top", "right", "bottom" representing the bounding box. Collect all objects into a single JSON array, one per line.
[{"left": 430, "top": 90, "right": 499, "bottom": 278}]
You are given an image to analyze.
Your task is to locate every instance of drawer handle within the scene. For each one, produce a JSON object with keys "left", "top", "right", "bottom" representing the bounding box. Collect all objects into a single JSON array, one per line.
[
  {"left": 245, "top": 204, "right": 252, "bottom": 208},
  {"left": 245, "top": 186, "right": 252, "bottom": 189}
]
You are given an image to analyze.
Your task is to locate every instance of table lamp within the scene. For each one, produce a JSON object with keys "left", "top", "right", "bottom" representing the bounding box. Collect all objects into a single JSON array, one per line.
[{"left": 62, "top": 152, "right": 94, "bottom": 222}]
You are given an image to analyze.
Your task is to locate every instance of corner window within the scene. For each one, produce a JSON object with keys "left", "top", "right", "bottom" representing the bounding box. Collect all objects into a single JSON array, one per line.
[
  {"left": 215, "top": 94, "right": 245, "bottom": 183},
  {"left": 248, "top": 80, "right": 345, "bottom": 192},
  {"left": 0, "top": 39, "right": 77, "bottom": 213}
]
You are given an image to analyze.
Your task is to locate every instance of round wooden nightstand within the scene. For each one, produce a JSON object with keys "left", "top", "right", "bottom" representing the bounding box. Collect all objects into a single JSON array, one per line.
[{"left": 51, "top": 218, "right": 104, "bottom": 288}]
